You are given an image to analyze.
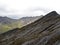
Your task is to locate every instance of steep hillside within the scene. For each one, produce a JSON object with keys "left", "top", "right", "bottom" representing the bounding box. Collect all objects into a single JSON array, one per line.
[{"left": 0, "top": 11, "right": 60, "bottom": 45}]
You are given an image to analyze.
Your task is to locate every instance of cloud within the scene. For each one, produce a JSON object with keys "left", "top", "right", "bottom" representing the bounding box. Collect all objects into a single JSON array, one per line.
[
  {"left": 0, "top": 5, "right": 18, "bottom": 16},
  {"left": 0, "top": 4, "right": 54, "bottom": 19},
  {"left": 0, "top": 5, "right": 7, "bottom": 13},
  {"left": 22, "top": 7, "right": 54, "bottom": 16},
  {"left": 0, "top": 6, "right": 54, "bottom": 19},
  {"left": 0, "top": 0, "right": 59, "bottom": 19}
]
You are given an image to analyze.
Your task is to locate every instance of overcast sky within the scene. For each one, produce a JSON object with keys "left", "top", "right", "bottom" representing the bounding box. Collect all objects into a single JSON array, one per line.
[{"left": 0, "top": 0, "right": 60, "bottom": 19}]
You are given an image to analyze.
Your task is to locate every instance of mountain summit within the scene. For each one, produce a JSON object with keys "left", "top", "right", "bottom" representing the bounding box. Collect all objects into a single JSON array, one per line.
[
  {"left": 46, "top": 11, "right": 58, "bottom": 16},
  {"left": 0, "top": 11, "right": 60, "bottom": 45}
]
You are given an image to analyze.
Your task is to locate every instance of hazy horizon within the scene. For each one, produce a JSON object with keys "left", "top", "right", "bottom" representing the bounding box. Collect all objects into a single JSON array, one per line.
[{"left": 0, "top": 0, "right": 60, "bottom": 19}]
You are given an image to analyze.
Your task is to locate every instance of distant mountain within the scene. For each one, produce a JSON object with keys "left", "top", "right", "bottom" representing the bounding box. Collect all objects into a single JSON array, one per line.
[
  {"left": 19, "top": 16, "right": 43, "bottom": 26},
  {"left": 0, "top": 16, "right": 43, "bottom": 33},
  {"left": 0, "top": 16, "right": 17, "bottom": 24},
  {"left": 0, "top": 11, "right": 60, "bottom": 45}
]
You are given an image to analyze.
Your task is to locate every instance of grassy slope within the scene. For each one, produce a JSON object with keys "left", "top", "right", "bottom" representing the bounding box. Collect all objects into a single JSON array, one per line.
[{"left": 0, "top": 21, "right": 23, "bottom": 33}]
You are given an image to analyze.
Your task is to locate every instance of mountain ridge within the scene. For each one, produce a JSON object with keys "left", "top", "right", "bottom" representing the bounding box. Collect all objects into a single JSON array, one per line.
[{"left": 0, "top": 11, "right": 60, "bottom": 45}]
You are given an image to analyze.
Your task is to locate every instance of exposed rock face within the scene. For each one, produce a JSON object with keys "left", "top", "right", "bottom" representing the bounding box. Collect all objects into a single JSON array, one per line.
[{"left": 0, "top": 11, "right": 60, "bottom": 45}]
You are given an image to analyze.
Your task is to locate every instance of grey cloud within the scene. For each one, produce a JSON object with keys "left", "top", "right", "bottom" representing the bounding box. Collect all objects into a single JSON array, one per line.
[
  {"left": 0, "top": 5, "right": 16, "bottom": 13},
  {"left": 0, "top": 5, "right": 8, "bottom": 13},
  {"left": 0, "top": 6, "right": 54, "bottom": 19},
  {"left": 27, "top": 7, "right": 54, "bottom": 13}
]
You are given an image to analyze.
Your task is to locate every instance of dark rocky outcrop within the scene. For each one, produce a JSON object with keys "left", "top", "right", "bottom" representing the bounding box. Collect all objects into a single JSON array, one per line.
[{"left": 0, "top": 11, "right": 60, "bottom": 45}]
